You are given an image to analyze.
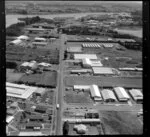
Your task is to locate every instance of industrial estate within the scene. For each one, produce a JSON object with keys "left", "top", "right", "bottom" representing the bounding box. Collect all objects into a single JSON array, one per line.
[{"left": 6, "top": 1, "right": 143, "bottom": 136}]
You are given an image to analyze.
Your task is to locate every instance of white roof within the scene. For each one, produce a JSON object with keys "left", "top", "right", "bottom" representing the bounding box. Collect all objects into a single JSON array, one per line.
[
  {"left": 92, "top": 67, "right": 114, "bottom": 74},
  {"left": 82, "top": 58, "right": 103, "bottom": 67},
  {"left": 74, "top": 54, "right": 97, "bottom": 60},
  {"left": 38, "top": 62, "right": 51, "bottom": 67},
  {"left": 101, "top": 89, "right": 117, "bottom": 101},
  {"left": 10, "top": 39, "right": 22, "bottom": 45},
  {"left": 34, "top": 37, "right": 46, "bottom": 41},
  {"left": 114, "top": 87, "right": 130, "bottom": 100},
  {"left": 19, "top": 132, "right": 45, "bottom": 136},
  {"left": 6, "top": 82, "right": 38, "bottom": 99},
  {"left": 6, "top": 116, "right": 14, "bottom": 123},
  {"left": 21, "top": 62, "right": 30, "bottom": 67},
  {"left": 74, "top": 85, "right": 90, "bottom": 90},
  {"left": 17, "top": 35, "right": 29, "bottom": 40},
  {"left": 90, "top": 85, "right": 101, "bottom": 98}
]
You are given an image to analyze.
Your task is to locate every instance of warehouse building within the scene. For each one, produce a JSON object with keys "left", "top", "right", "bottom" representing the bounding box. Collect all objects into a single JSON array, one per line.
[
  {"left": 17, "top": 35, "right": 29, "bottom": 41},
  {"left": 9, "top": 39, "right": 23, "bottom": 46},
  {"left": 92, "top": 67, "right": 114, "bottom": 75},
  {"left": 82, "top": 43, "right": 102, "bottom": 48},
  {"left": 74, "top": 54, "right": 97, "bottom": 60},
  {"left": 90, "top": 85, "right": 102, "bottom": 101},
  {"left": 6, "top": 82, "right": 38, "bottom": 100},
  {"left": 82, "top": 58, "right": 103, "bottom": 68},
  {"left": 67, "top": 46, "right": 82, "bottom": 53},
  {"left": 128, "top": 89, "right": 143, "bottom": 102},
  {"left": 101, "top": 89, "right": 117, "bottom": 102},
  {"left": 114, "top": 87, "right": 130, "bottom": 102},
  {"left": 73, "top": 85, "right": 90, "bottom": 91}
]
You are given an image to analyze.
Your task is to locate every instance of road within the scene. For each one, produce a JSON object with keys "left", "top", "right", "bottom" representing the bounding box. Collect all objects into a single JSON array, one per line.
[{"left": 55, "top": 34, "right": 66, "bottom": 135}]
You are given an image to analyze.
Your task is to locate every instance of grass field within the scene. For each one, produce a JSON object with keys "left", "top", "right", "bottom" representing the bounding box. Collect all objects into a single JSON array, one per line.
[
  {"left": 65, "top": 76, "right": 142, "bottom": 88},
  {"left": 19, "top": 71, "right": 57, "bottom": 87},
  {"left": 7, "top": 69, "right": 24, "bottom": 82},
  {"left": 64, "top": 92, "right": 93, "bottom": 104},
  {"left": 100, "top": 111, "right": 143, "bottom": 135},
  {"left": 6, "top": 45, "right": 59, "bottom": 64}
]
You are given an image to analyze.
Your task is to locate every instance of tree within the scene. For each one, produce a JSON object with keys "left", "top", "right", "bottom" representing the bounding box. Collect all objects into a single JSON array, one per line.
[{"left": 63, "top": 121, "right": 69, "bottom": 135}]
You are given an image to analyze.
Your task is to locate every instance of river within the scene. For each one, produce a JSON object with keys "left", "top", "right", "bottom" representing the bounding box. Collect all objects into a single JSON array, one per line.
[{"left": 6, "top": 12, "right": 108, "bottom": 28}]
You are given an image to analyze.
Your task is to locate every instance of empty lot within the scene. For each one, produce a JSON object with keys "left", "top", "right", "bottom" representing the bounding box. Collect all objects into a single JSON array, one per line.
[{"left": 99, "top": 111, "right": 143, "bottom": 135}]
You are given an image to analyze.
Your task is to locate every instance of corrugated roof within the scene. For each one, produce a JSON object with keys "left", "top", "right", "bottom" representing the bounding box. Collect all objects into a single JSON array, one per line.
[
  {"left": 74, "top": 85, "right": 90, "bottom": 90},
  {"left": 74, "top": 54, "right": 97, "bottom": 60},
  {"left": 114, "top": 87, "right": 130, "bottom": 99},
  {"left": 92, "top": 67, "right": 114, "bottom": 74},
  {"left": 90, "top": 85, "right": 101, "bottom": 98},
  {"left": 129, "top": 89, "right": 143, "bottom": 98},
  {"left": 101, "top": 89, "right": 117, "bottom": 101}
]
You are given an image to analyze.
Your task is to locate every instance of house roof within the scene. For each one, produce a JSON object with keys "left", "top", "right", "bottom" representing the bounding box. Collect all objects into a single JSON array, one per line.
[
  {"left": 10, "top": 39, "right": 22, "bottom": 45},
  {"left": 6, "top": 116, "right": 14, "bottom": 123},
  {"left": 17, "top": 35, "right": 29, "bottom": 40},
  {"left": 74, "top": 85, "right": 90, "bottom": 90}
]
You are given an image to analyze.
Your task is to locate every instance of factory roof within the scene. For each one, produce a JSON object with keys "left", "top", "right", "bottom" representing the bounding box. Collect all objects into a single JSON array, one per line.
[
  {"left": 92, "top": 67, "right": 114, "bottom": 74},
  {"left": 6, "top": 82, "right": 38, "bottom": 99},
  {"left": 34, "top": 37, "right": 46, "bottom": 41},
  {"left": 74, "top": 54, "right": 97, "bottom": 60},
  {"left": 129, "top": 89, "right": 143, "bottom": 100},
  {"left": 10, "top": 39, "right": 22, "bottom": 45},
  {"left": 90, "top": 85, "right": 101, "bottom": 98},
  {"left": 114, "top": 87, "right": 130, "bottom": 99},
  {"left": 73, "top": 85, "right": 90, "bottom": 90},
  {"left": 67, "top": 46, "right": 82, "bottom": 53},
  {"left": 101, "top": 89, "right": 117, "bottom": 101},
  {"left": 17, "top": 35, "right": 29, "bottom": 40},
  {"left": 82, "top": 43, "right": 102, "bottom": 48},
  {"left": 83, "top": 58, "right": 103, "bottom": 67},
  {"left": 19, "top": 132, "right": 44, "bottom": 136}
]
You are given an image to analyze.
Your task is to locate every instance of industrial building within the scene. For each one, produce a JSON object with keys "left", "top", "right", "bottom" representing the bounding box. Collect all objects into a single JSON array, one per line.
[
  {"left": 82, "top": 43, "right": 102, "bottom": 48},
  {"left": 6, "top": 82, "right": 38, "bottom": 100},
  {"left": 90, "top": 85, "right": 102, "bottom": 101},
  {"left": 82, "top": 58, "right": 103, "bottom": 68},
  {"left": 92, "top": 67, "right": 114, "bottom": 75},
  {"left": 113, "top": 87, "right": 130, "bottom": 102},
  {"left": 9, "top": 39, "right": 23, "bottom": 46},
  {"left": 74, "top": 54, "right": 98, "bottom": 60},
  {"left": 17, "top": 35, "right": 29, "bottom": 41},
  {"left": 73, "top": 85, "right": 90, "bottom": 91},
  {"left": 101, "top": 89, "right": 117, "bottom": 102},
  {"left": 67, "top": 46, "right": 82, "bottom": 53},
  {"left": 20, "top": 61, "right": 38, "bottom": 72},
  {"left": 128, "top": 89, "right": 143, "bottom": 102}
]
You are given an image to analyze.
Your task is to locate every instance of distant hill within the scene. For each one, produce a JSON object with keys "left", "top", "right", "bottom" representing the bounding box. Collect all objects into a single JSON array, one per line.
[{"left": 5, "top": 1, "right": 142, "bottom": 14}]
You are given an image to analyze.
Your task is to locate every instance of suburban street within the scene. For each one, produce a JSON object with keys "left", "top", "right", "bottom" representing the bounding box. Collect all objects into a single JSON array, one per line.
[{"left": 55, "top": 34, "right": 66, "bottom": 135}]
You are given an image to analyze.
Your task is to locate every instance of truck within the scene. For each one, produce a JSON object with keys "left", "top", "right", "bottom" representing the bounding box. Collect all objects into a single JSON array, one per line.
[{"left": 56, "top": 104, "right": 60, "bottom": 109}]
